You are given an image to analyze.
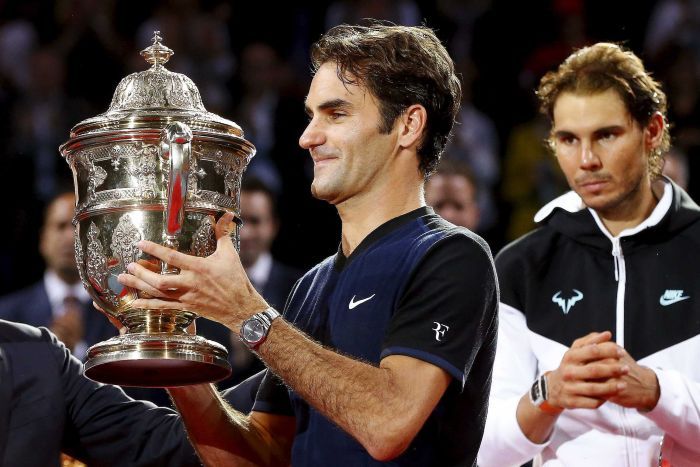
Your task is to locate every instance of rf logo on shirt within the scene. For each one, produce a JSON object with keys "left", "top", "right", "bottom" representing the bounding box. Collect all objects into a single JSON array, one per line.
[{"left": 433, "top": 322, "right": 449, "bottom": 341}]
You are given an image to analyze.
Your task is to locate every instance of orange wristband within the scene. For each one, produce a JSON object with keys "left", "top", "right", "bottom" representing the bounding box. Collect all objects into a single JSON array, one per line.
[{"left": 538, "top": 400, "right": 563, "bottom": 415}]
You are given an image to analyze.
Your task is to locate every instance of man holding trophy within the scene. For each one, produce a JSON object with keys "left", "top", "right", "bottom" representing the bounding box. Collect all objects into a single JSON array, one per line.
[{"left": 111, "top": 24, "right": 498, "bottom": 466}]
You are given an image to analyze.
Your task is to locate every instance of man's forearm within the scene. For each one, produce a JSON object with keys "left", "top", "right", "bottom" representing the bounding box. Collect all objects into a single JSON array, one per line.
[
  {"left": 255, "top": 319, "right": 447, "bottom": 461},
  {"left": 515, "top": 393, "right": 560, "bottom": 443},
  {"left": 168, "top": 384, "right": 283, "bottom": 466}
]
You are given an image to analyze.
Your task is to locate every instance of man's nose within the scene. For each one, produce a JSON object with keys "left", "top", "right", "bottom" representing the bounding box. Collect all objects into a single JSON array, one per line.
[
  {"left": 299, "top": 119, "right": 325, "bottom": 150},
  {"left": 579, "top": 142, "right": 602, "bottom": 170}
]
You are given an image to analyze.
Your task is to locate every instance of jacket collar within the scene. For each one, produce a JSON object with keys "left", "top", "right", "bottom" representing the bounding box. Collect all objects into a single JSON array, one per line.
[{"left": 535, "top": 177, "right": 700, "bottom": 248}]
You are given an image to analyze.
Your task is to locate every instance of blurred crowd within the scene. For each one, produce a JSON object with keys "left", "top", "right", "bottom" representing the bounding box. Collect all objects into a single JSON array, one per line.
[{"left": 0, "top": 0, "right": 698, "bottom": 392}]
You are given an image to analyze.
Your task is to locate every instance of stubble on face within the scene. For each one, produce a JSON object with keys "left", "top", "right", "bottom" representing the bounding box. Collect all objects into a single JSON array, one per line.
[
  {"left": 552, "top": 90, "right": 654, "bottom": 221},
  {"left": 303, "top": 63, "right": 394, "bottom": 206}
]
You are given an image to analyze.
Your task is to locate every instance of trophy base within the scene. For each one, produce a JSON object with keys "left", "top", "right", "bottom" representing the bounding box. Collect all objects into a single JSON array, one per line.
[{"left": 84, "top": 333, "right": 232, "bottom": 387}]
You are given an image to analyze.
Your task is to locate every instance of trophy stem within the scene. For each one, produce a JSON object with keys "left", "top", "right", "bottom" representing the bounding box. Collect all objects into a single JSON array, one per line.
[{"left": 121, "top": 309, "right": 196, "bottom": 334}]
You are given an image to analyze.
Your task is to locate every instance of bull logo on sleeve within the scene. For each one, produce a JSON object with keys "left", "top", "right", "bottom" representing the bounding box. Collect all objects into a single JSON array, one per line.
[{"left": 552, "top": 289, "right": 584, "bottom": 314}]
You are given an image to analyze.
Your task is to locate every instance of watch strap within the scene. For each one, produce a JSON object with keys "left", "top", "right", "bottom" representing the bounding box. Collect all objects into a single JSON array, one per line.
[{"left": 529, "top": 372, "right": 563, "bottom": 415}]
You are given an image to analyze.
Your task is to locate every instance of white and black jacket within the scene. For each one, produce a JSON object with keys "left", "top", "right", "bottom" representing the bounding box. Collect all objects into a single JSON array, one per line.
[{"left": 478, "top": 179, "right": 700, "bottom": 467}]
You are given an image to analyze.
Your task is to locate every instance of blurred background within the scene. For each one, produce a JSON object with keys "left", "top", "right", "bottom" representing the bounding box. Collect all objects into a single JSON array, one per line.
[{"left": 0, "top": 0, "right": 697, "bottom": 292}]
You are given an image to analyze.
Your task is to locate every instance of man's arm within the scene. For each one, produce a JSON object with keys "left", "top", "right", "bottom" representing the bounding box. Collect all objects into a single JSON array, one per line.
[
  {"left": 478, "top": 305, "right": 626, "bottom": 467},
  {"left": 118, "top": 215, "right": 489, "bottom": 461},
  {"left": 256, "top": 321, "right": 451, "bottom": 460},
  {"left": 168, "top": 384, "right": 295, "bottom": 466}
]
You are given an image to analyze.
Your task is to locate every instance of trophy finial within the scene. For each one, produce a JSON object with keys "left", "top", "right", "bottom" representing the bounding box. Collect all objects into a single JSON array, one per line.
[{"left": 140, "top": 30, "right": 174, "bottom": 67}]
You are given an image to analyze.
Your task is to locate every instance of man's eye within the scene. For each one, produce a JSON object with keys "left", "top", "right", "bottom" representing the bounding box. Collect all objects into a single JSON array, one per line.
[
  {"left": 330, "top": 112, "right": 345, "bottom": 120},
  {"left": 559, "top": 136, "right": 575, "bottom": 145},
  {"left": 599, "top": 132, "right": 616, "bottom": 141}
]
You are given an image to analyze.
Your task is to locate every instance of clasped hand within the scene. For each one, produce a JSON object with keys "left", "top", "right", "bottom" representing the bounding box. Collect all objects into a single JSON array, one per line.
[
  {"left": 117, "top": 212, "right": 268, "bottom": 331},
  {"left": 546, "top": 331, "right": 660, "bottom": 412}
]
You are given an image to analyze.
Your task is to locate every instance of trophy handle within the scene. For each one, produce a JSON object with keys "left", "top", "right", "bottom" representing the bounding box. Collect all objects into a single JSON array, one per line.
[{"left": 160, "top": 121, "right": 193, "bottom": 274}]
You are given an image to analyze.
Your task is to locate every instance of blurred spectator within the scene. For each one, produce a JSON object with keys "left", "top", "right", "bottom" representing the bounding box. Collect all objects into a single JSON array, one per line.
[
  {"left": 233, "top": 42, "right": 290, "bottom": 193},
  {"left": 425, "top": 159, "right": 481, "bottom": 232},
  {"left": 442, "top": 60, "right": 499, "bottom": 231},
  {"left": 645, "top": 0, "right": 700, "bottom": 63},
  {"left": 501, "top": 112, "right": 569, "bottom": 240},
  {"left": 228, "top": 176, "right": 304, "bottom": 381},
  {"left": 0, "top": 192, "right": 115, "bottom": 357},
  {"left": 10, "top": 48, "right": 91, "bottom": 202},
  {"left": 663, "top": 147, "right": 690, "bottom": 189},
  {"left": 136, "top": 1, "right": 235, "bottom": 115},
  {"left": 435, "top": 0, "right": 492, "bottom": 66},
  {"left": 241, "top": 177, "right": 303, "bottom": 309},
  {"left": 0, "top": 11, "right": 37, "bottom": 93}
]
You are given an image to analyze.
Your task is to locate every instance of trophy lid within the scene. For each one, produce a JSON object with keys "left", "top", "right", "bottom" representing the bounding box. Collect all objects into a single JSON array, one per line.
[{"left": 68, "top": 31, "right": 243, "bottom": 138}]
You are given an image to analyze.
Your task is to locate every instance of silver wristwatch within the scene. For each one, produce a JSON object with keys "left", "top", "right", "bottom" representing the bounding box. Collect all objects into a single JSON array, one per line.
[{"left": 239, "top": 307, "right": 280, "bottom": 350}]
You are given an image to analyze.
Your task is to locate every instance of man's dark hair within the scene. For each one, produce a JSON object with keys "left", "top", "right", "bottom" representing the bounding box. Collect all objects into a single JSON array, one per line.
[
  {"left": 310, "top": 23, "right": 462, "bottom": 177},
  {"left": 537, "top": 42, "right": 670, "bottom": 177},
  {"left": 241, "top": 176, "right": 278, "bottom": 217}
]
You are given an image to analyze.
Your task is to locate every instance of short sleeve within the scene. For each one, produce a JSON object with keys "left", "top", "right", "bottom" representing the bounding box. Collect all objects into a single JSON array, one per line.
[
  {"left": 381, "top": 233, "right": 499, "bottom": 387},
  {"left": 252, "top": 369, "right": 294, "bottom": 416}
]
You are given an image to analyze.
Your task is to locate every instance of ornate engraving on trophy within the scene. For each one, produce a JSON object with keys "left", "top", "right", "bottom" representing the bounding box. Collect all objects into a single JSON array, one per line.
[
  {"left": 214, "top": 150, "right": 243, "bottom": 206},
  {"left": 110, "top": 214, "right": 143, "bottom": 271},
  {"left": 74, "top": 232, "right": 90, "bottom": 291},
  {"left": 86, "top": 222, "right": 110, "bottom": 294},
  {"left": 60, "top": 31, "right": 254, "bottom": 386},
  {"left": 76, "top": 159, "right": 109, "bottom": 214},
  {"left": 127, "top": 143, "right": 159, "bottom": 199},
  {"left": 187, "top": 150, "right": 207, "bottom": 199},
  {"left": 191, "top": 217, "right": 216, "bottom": 257},
  {"left": 109, "top": 71, "right": 206, "bottom": 111}
]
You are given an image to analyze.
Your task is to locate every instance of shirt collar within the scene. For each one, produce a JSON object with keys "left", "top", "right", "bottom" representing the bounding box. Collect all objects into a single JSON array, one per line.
[
  {"left": 246, "top": 252, "right": 273, "bottom": 289},
  {"left": 44, "top": 270, "right": 90, "bottom": 316},
  {"left": 588, "top": 178, "right": 672, "bottom": 239}
]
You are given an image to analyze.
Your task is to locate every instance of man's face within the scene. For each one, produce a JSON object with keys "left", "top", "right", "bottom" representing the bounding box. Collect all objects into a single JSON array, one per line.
[
  {"left": 552, "top": 90, "right": 656, "bottom": 217},
  {"left": 425, "top": 174, "right": 480, "bottom": 230},
  {"left": 239, "top": 190, "right": 278, "bottom": 268},
  {"left": 40, "top": 193, "right": 78, "bottom": 282},
  {"left": 299, "top": 62, "right": 397, "bottom": 205}
]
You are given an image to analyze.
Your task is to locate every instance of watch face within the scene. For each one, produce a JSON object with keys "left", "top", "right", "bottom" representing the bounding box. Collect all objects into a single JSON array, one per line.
[
  {"left": 242, "top": 319, "right": 266, "bottom": 344},
  {"left": 531, "top": 380, "right": 543, "bottom": 402}
]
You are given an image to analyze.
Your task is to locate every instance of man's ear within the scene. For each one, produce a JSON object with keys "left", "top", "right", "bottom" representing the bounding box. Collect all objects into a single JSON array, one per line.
[
  {"left": 645, "top": 111, "right": 665, "bottom": 150},
  {"left": 398, "top": 104, "right": 428, "bottom": 150}
]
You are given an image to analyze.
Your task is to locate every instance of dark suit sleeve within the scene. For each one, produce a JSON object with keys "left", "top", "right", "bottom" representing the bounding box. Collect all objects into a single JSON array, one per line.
[{"left": 44, "top": 329, "right": 200, "bottom": 467}]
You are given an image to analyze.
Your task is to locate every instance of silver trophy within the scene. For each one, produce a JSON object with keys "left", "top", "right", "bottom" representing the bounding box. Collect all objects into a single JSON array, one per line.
[{"left": 60, "top": 32, "right": 255, "bottom": 387}]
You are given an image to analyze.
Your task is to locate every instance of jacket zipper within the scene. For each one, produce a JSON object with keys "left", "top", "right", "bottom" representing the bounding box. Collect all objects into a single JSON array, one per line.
[{"left": 611, "top": 237, "right": 626, "bottom": 348}]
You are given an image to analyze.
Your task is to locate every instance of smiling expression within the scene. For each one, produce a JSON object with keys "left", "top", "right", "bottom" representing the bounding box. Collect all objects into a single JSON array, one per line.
[{"left": 299, "top": 62, "right": 399, "bottom": 206}]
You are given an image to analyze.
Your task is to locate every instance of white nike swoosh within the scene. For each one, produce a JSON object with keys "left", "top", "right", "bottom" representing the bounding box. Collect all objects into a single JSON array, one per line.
[
  {"left": 659, "top": 295, "right": 690, "bottom": 306},
  {"left": 349, "top": 294, "right": 376, "bottom": 310}
]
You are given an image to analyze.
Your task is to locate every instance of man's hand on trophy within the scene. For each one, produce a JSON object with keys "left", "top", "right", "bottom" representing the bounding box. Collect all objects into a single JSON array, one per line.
[{"left": 117, "top": 212, "right": 269, "bottom": 331}]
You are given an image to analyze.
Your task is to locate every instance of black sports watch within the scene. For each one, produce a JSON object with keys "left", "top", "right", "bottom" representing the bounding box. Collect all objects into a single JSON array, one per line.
[{"left": 239, "top": 307, "right": 280, "bottom": 350}]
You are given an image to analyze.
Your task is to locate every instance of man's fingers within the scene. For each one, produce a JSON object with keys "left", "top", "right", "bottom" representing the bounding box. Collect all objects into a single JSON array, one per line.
[
  {"left": 564, "top": 341, "right": 622, "bottom": 365},
  {"left": 571, "top": 331, "right": 613, "bottom": 349},
  {"left": 120, "top": 261, "right": 185, "bottom": 292},
  {"left": 556, "top": 394, "right": 608, "bottom": 410},
  {"left": 215, "top": 212, "right": 236, "bottom": 239},
  {"left": 138, "top": 240, "right": 198, "bottom": 269},
  {"left": 118, "top": 272, "right": 174, "bottom": 299},
  {"left": 215, "top": 212, "right": 238, "bottom": 253},
  {"left": 562, "top": 361, "right": 629, "bottom": 382}
]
